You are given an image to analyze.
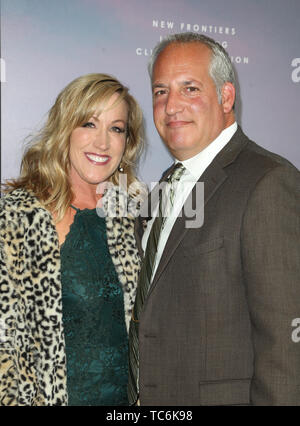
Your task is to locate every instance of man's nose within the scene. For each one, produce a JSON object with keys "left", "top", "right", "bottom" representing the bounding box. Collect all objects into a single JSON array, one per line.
[{"left": 165, "top": 90, "right": 184, "bottom": 115}]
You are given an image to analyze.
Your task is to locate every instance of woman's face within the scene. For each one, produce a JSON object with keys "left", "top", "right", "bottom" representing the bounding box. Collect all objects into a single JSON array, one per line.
[{"left": 69, "top": 93, "right": 128, "bottom": 189}]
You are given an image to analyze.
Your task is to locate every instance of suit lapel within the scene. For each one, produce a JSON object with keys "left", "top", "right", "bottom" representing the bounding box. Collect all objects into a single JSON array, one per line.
[
  {"left": 148, "top": 127, "right": 249, "bottom": 295},
  {"left": 134, "top": 216, "right": 144, "bottom": 258},
  {"left": 148, "top": 164, "right": 227, "bottom": 295}
]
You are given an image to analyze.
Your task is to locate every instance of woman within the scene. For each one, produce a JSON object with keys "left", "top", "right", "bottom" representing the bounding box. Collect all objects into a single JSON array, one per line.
[{"left": 0, "top": 73, "right": 145, "bottom": 406}]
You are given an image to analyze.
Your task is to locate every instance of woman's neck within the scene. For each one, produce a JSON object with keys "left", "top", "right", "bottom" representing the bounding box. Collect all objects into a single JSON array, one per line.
[
  {"left": 71, "top": 188, "right": 102, "bottom": 210},
  {"left": 70, "top": 177, "right": 103, "bottom": 210}
]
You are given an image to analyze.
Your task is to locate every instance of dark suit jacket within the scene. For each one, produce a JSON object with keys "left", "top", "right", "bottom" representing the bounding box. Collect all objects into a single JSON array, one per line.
[{"left": 134, "top": 127, "right": 300, "bottom": 406}]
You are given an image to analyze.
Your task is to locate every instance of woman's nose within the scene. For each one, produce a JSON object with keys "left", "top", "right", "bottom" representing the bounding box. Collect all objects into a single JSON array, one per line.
[{"left": 93, "top": 129, "right": 110, "bottom": 150}]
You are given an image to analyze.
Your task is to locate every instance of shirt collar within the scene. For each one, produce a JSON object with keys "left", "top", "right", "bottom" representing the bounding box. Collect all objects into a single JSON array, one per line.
[{"left": 176, "top": 122, "right": 238, "bottom": 180}]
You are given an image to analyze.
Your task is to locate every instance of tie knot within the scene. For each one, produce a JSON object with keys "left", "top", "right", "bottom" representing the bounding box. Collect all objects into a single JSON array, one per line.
[{"left": 168, "top": 163, "right": 185, "bottom": 184}]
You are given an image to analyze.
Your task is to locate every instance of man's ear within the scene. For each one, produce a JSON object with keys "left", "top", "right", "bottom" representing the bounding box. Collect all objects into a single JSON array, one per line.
[{"left": 221, "top": 82, "right": 235, "bottom": 113}]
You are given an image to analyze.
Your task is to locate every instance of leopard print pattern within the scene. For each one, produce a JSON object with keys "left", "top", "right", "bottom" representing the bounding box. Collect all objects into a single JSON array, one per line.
[
  {"left": 0, "top": 189, "right": 67, "bottom": 405},
  {"left": 105, "top": 215, "right": 141, "bottom": 332},
  {"left": 0, "top": 188, "right": 143, "bottom": 405},
  {"left": 102, "top": 183, "right": 145, "bottom": 331}
]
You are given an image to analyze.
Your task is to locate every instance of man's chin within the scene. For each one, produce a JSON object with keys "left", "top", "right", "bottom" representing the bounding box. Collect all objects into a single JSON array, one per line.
[{"left": 163, "top": 141, "right": 192, "bottom": 159}]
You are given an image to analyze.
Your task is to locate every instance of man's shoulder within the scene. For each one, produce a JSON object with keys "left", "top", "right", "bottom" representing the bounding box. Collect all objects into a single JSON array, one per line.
[
  {"left": 245, "top": 140, "right": 296, "bottom": 169},
  {"left": 233, "top": 128, "right": 299, "bottom": 177}
]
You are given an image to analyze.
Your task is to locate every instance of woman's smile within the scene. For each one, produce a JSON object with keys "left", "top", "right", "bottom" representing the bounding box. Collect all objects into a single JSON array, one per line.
[{"left": 84, "top": 152, "right": 111, "bottom": 165}]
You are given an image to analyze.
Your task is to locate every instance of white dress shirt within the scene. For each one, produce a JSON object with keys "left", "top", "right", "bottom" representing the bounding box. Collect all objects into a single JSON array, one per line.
[{"left": 142, "top": 122, "right": 238, "bottom": 282}]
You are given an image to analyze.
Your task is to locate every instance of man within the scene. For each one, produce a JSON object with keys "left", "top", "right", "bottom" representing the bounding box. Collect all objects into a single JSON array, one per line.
[{"left": 128, "top": 32, "right": 300, "bottom": 406}]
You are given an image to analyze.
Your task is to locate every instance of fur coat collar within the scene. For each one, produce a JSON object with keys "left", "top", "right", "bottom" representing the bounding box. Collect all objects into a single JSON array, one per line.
[{"left": 0, "top": 188, "right": 140, "bottom": 405}]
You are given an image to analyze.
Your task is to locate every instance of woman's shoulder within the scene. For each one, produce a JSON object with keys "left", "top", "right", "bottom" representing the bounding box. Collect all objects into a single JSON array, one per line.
[{"left": 0, "top": 188, "right": 49, "bottom": 222}]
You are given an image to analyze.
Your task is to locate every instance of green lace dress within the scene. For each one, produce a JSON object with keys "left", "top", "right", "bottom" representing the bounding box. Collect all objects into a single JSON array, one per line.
[{"left": 60, "top": 206, "right": 129, "bottom": 406}]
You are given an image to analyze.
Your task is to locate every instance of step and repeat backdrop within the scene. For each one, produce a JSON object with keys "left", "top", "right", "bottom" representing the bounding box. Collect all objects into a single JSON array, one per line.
[{"left": 1, "top": 0, "right": 299, "bottom": 185}]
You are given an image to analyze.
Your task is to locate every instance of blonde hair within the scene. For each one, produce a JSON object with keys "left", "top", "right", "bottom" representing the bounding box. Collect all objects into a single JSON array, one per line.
[{"left": 4, "top": 73, "right": 144, "bottom": 221}]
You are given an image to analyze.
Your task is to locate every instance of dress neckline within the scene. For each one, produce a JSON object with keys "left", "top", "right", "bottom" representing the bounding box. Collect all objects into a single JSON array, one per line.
[
  {"left": 60, "top": 206, "right": 99, "bottom": 250},
  {"left": 70, "top": 204, "right": 97, "bottom": 214}
]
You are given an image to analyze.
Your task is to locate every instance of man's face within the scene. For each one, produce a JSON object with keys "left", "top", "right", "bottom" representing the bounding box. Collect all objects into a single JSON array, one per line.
[{"left": 152, "top": 42, "right": 234, "bottom": 160}]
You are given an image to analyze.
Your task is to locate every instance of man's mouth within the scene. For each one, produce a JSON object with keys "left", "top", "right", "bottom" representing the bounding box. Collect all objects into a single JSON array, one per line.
[{"left": 166, "top": 120, "right": 192, "bottom": 128}]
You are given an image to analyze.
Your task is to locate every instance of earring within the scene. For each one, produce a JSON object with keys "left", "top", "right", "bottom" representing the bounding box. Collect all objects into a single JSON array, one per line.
[{"left": 118, "top": 164, "right": 124, "bottom": 173}]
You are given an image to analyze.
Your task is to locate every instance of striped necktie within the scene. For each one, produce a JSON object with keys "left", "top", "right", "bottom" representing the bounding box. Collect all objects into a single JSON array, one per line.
[{"left": 128, "top": 162, "right": 185, "bottom": 405}]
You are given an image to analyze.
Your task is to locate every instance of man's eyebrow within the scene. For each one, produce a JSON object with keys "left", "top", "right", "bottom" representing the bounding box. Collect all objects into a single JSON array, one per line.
[
  {"left": 152, "top": 80, "right": 203, "bottom": 89},
  {"left": 152, "top": 82, "right": 168, "bottom": 90},
  {"left": 182, "top": 80, "right": 203, "bottom": 87}
]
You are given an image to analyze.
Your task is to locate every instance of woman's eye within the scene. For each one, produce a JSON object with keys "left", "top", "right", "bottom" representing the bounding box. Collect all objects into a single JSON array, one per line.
[
  {"left": 82, "top": 122, "right": 95, "bottom": 128},
  {"left": 111, "top": 126, "right": 126, "bottom": 134}
]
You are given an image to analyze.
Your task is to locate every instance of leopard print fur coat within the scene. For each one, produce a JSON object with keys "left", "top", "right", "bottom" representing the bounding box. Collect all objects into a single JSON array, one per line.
[{"left": 0, "top": 188, "right": 141, "bottom": 405}]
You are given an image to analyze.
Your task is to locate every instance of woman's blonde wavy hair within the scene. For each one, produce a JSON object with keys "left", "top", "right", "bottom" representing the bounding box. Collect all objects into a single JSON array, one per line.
[{"left": 4, "top": 73, "right": 144, "bottom": 221}]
